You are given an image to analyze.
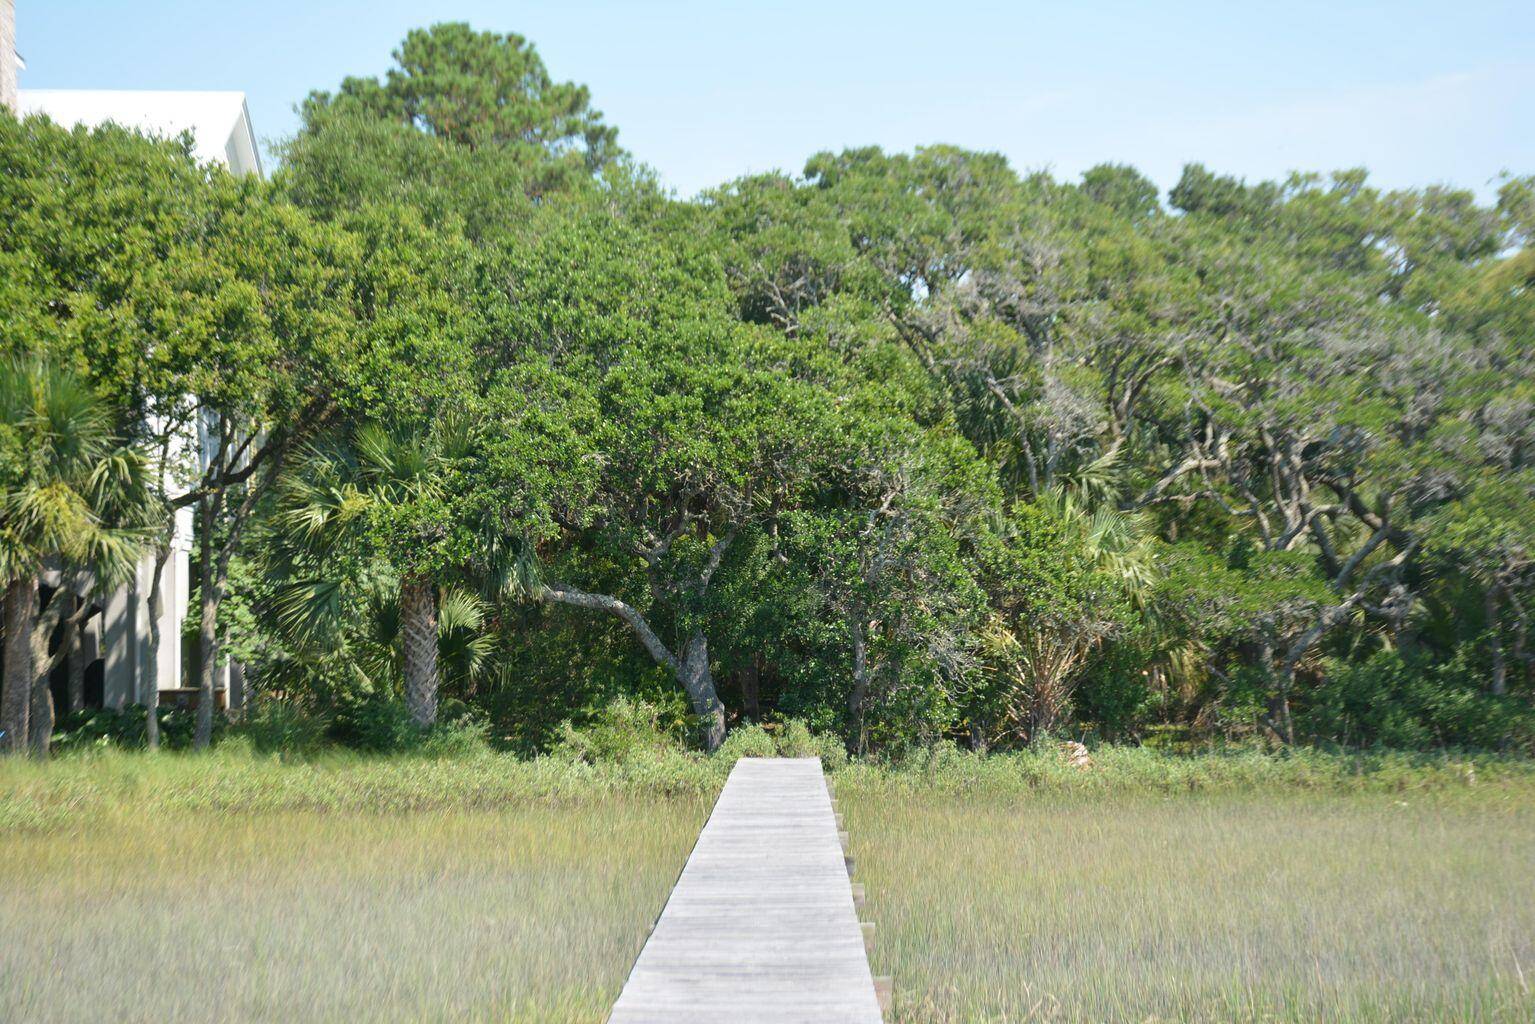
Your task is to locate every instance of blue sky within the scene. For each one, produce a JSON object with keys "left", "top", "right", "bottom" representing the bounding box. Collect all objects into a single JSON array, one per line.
[{"left": 15, "top": 1, "right": 1535, "bottom": 199}]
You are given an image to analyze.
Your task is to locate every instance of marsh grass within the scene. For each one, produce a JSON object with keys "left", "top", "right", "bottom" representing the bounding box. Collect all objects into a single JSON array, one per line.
[
  {"left": 844, "top": 783, "right": 1535, "bottom": 1022},
  {"left": 0, "top": 746, "right": 722, "bottom": 1023},
  {"left": 0, "top": 741, "right": 727, "bottom": 833},
  {"left": 0, "top": 800, "right": 709, "bottom": 1023},
  {"left": 4, "top": 743, "right": 1533, "bottom": 1022}
]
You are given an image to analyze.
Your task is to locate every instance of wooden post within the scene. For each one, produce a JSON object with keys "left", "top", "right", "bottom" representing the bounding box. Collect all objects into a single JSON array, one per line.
[{"left": 873, "top": 976, "right": 894, "bottom": 1015}]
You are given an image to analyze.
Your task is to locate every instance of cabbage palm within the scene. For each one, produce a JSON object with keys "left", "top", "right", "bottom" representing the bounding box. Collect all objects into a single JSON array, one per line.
[
  {"left": 1, "top": 358, "right": 152, "bottom": 755},
  {"left": 986, "top": 487, "right": 1159, "bottom": 742},
  {"left": 272, "top": 413, "right": 526, "bottom": 727}
]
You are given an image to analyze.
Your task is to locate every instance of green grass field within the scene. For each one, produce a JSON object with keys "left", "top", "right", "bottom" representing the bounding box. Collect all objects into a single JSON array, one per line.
[
  {"left": 845, "top": 783, "right": 1535, "bottom": 1022},
  {"left": 3, "top": 746, "right": 1533, "bottom": 1022}
]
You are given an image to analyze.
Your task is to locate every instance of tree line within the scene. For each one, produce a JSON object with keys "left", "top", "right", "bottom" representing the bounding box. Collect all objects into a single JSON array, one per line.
[{"left": 3, "top": 23, "right": 1533, "bottom": 757}]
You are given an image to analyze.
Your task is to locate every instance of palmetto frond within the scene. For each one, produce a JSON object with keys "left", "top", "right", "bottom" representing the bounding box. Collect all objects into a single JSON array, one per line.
[
  {"left": 437, "top": 587, "right": 488, "bottom": 633},
  {"left": 271, "top": 578, "right": 346, "bottom": 651},
  {"left": 0, "top": 356, "right": 152, "bottom": 590},
  {"left": 1040, "top": 484, "right": 1158, "bottom": 609},
  {"left": 1058, "top": 444, "right": 1125, "bottom": 506},
  {"left": 479, "top": 529, "right": 543, "bottom": 601},
  {"left": 437, "top": 587, "right": 497, "bottom": 686}
]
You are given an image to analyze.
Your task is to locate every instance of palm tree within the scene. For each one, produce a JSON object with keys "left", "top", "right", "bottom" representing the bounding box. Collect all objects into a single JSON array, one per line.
[
  {"left": 985, "top": 486, "right": 1159, "bottom": 742},
  {"left": 1, "top": 357, "right": 152, "bottom": 755},
  {"left": 271, "top": 413, "right": 526, "bottom": 728}
]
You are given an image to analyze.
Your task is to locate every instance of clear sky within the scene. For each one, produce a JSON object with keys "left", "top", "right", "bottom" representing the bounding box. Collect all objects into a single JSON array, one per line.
[{"left": 14, "top": 1, "right": 1535, "bottom": 199}]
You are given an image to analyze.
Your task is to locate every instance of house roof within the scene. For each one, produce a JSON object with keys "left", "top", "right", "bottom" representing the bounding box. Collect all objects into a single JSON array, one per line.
[{"left": 16, "top": 89, "right": 261, "bottom": 176}]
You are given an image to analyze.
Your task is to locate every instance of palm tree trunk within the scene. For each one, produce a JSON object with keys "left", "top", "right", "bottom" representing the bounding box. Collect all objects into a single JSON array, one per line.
[
  {"left": 400, "top": 578, "right": 439, "bottom": 729},
  {"left": 2, "top": 577, "right": 36, "bottom": 755}
]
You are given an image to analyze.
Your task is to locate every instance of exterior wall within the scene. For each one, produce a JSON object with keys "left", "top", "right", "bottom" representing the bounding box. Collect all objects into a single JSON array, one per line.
[
  {"left": 0, "top": 0, "right": 16, "bottom": 113},
  {"left": 96, "top": 424, "right": 196, "bottom": 707},
  {"left": 224, "top": 102, "right": 262, "bottom": 177},
  {"left": 100, "top": 574, "right": 137, "bottom": 709}
]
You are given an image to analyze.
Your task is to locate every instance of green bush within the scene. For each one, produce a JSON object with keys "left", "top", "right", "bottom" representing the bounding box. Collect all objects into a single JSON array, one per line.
[
  {"left": 811, "top": 730, "right": 849, "bottom": 771},
  {"left": 552, "top": 697, "right": 683, "bottom": 765},
  {"left": 775, "top": 719, "right": 817, "bottom": 757},
  {"left": 52, "top": 705, "right": 214, "bottom": 753},
  {"left": 327, "top": 692, "right": 419, "bottom": 753},
  {"left": 773, "top": 718, "right": 848, "bottom": 770},
  {"left": 714, "top": 723, "right": 776, "bottom": 763},
  {"left": 1076, "top": 641, "right": 1156, "bottom": 740},
  {"left": 419, "top": 707, "right": 493, "bottom": 759},
  {"left": 230, "top": 701, "right": 327, "bottom": 756},
  {"left": 1303, "top": 649, "right": 1535, "bottom": 752}
]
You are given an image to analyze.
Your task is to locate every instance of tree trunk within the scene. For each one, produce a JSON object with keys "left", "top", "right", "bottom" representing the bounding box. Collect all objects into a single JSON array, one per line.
[
  {"left": 28, "top": 669, "right": 54, "bottom": 758},
  {"left": 28, "top": 590, "right": 62, "bottom": 758},
  {"left": 1268, "top": 670, "right": 1296, "bottom": 745},
  {"left": 679, "top": 631, "right": 726, "bottom": 753},
  {"left": 847, "top": 613, "right": 870, "bottom": 755},
  {"left": 540, "top": 582, "right": 729, "bottom": 752},
  {"left": 195, "top": 498, "right": 219, "bottom": 749},
  {"left": 66, "top": 605, "right": 86, "bottom": 715},
  {"left": 2, "top": 577, "right": 36, "bottom": 755},
  {"left": 739, "top": 654, "right": 761, "bottom": 722},
  {"left": 400, "top": 578, "right": 439, "bottom": 729},
  {"left": 144, "top": 535, "right": 172, "bottom": 749},
  {"left": 1487, "top": 587, "right": 1507, "bottom": 697}
]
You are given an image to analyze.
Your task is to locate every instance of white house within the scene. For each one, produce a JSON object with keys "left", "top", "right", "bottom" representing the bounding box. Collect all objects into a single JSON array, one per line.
[
  {"left": 17, "top": 89, "right": 261, "bottom": 176},
  {"left": 5, "top": 1, "right": 262, "bottom": 714}
]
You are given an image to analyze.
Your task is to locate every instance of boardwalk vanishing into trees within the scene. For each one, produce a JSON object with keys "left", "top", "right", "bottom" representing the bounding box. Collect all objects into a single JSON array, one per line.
[{"left": 609, "top": 758, "right": 884, "bottom": 1023}]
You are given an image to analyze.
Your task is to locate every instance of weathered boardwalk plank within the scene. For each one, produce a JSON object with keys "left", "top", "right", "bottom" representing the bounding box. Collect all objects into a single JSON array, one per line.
[{"left": 609, "top": 757, "right": 883, "bottom": 1023}]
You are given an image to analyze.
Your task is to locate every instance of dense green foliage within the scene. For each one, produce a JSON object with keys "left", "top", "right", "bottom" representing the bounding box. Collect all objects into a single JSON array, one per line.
[{"left": 3, "top": 23, "right": 1532, "bottom": 758}]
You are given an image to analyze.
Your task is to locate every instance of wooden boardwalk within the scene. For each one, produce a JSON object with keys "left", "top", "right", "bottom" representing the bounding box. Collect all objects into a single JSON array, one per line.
[{"left": 609, "top": 757, "right": 883, "bottom": 1023}]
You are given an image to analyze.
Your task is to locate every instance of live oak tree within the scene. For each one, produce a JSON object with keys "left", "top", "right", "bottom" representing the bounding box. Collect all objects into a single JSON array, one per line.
[
  {"left": 0, "top": 114, "right": 365, "bottom": 746},
  {"left": 0, "top": 115, "right": 201, "bottom": 749},
  {"left": 700, "top": 142, "right": 1535, "bottom": 747},
  {"left": 526, "top": 329, "right": 831, "bottom": 752}
]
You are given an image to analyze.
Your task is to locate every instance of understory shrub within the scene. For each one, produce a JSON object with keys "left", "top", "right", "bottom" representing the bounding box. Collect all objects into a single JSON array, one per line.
[
  {"left": 326, "top": 691, "right": 420, "bottom": 753},
  {"left": 419, "top": 704, "right": 493, "bottom": 758},
  {"left": 52, "top": 705, "right": 213, "bottom": 753},
  {"left": 1303, "top": 649, "right": 1535, "bottom": 752},
  {"left": 772, "top": 718, "right": 849, "bottom": 770},
  {"left": 713, "top": 722, "right": 777, "bottom": 762},
  {"left": 552, "top": 697, "right": 685, "bottom": 765},
  {"left": 230, "top": 700, "right": 328, "bottom": 755}
]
